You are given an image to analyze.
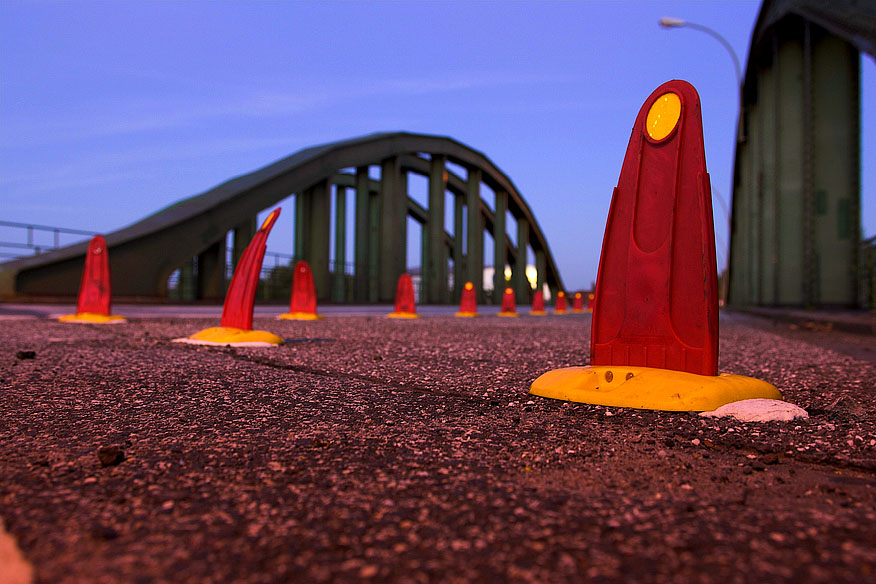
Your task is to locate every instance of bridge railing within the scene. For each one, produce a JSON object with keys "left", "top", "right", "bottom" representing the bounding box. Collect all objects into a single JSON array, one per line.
[
  {"left": 0, "top": 220, "right": 97, "bottom": 260},
  {"left": 165, "top": 253, "right": 422, "bottom": 303},
  {"left": 252, "top": 258, "right": 425, "bottom": 304},
  {"left": 0, "top": 219, "right": 439, "bottom": 303}
]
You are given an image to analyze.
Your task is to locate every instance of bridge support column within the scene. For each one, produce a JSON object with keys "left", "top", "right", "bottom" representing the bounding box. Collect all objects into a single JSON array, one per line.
[
  {"left": 492, "top": 190, "right": 507, "bottom": 304},
  {"left": 232, "top": 218, "right": 257, "bottom": 271},
  {"left": 368, "top": 181, "right": 380, "bottom": 302},
  {"left": 465, "top": 169, "right": 484, "bottom": 303},
  {"left": 453, "top": 192, "right": 464, "bottom": 302},
  {"left": 179, "top": 259, "right": 195, "bottom": 301},
  {"left": 747, "top": 99, "right": 762, "bottom": 306},
  {"left": 332, "top": 186, "right": 347, "bottom": 302},
  {"left": 535, "top": 249, "right": 546, "bottom": 293},
  {"left": 809, "top": 27, "right": 859, "bottom": 306},
  {"left": 307, "top": 180, "right": 331, "bottom": 300},
  {"left": 775, "top": 33, "right": 805, "bottom": 306},
  {"left": 420, "top": 220, "right": 428, "bottom": 301},
  {"left": 514, "top": 217, "right": 530, "bottom": 302},
  {"left": 354, "top": 167, "right": 374, "bottom": 302},
  {"left": 197, "top": 239, "right": 226, "bottom": 300},
  {"left": 378, "top": 157, "right": 406, "bottom": 302},
  {"left": 425, "top": 155, "right": 447, "bottom": 304},
  {"left": 295, "top": 191, "right": 311, "bottom": 260},
  {"left": 756, "top": 58, "right": 777, "bottom": 306}
]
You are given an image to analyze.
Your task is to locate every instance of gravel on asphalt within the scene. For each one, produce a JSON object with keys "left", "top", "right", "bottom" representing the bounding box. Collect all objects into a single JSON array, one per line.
[{"left": 1, "top": 312, "right": 874, "bottom": 583}]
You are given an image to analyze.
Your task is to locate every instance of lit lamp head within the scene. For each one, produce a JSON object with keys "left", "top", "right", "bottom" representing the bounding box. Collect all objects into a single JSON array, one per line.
[{"left": 659, "top": 17, "right": 686, "bottom": 28}]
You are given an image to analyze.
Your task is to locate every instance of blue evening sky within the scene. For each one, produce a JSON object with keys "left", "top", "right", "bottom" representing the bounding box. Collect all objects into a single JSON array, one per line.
[{"left": 1, "top": 1, "right": 873, "bottom": 291}]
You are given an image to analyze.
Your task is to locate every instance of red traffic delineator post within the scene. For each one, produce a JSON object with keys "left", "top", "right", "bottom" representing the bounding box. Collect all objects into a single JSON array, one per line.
[
  {"left": 59, "top": 235, "right": 126, "bottom": 324},
  {"left": 455, "top": 281, "right": 480, "bottom": 317},
  {"left": 529, "top": 289, "right": 547, "bottom": 316},
  {"left": 530, "top": 80, "right": 780, "bottom": 411},
  {"left": 497, "top": 287, "right": 518, "bottom": 317},
  {"left": 553, "top": 291, "right": 568, "bottom": 314},
  {"left": 175, "top": 209, "right": 284, "bottom": 347},
  {"left": 571, "top": 292, "right": 585, "bottom": 313},
  {"left": 388, "top": 273, "right": 420, "bottom": 319},
  {"left": 586, "top": 292, "right": 595, "bottom": 313},
  {"left": 278, "top": 261, "right": 324, "bottom": 320}
]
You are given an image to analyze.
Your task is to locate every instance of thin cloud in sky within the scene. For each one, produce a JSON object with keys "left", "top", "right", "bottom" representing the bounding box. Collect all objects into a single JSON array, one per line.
[
  {"left": 0, "top": 135, "right": 305, "bottom": 194},
  {"left": 3, "top": 71, "right": 571, "bottom": 147},
  {"left": 1, "top": 170, "right": 146, "bottom": 197}
]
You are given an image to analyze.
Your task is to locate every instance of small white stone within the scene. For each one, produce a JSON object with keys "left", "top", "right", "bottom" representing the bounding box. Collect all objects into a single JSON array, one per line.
[{"left": 699, "top": 399, "right": 809, "bottom": 422}]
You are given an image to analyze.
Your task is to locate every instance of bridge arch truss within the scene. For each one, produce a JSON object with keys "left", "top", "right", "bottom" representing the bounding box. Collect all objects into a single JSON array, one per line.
[{"left": 3, "top": 132, "right": 564, "bottom": 305}]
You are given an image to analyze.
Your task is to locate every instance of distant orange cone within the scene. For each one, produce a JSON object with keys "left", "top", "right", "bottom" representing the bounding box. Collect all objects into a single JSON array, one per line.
[
  {"left": 553, "top": 291, "right": 568, "bottom": 314},
  {"left": 497, "top": 287, "right": 518, "bottom": 317},
  {"left": 278, "top": 261, "right": 323, "bottom": 320},
  {"left": 529, "top": 289, "right": 547, "bottom": 316},
  {"left": 572, "top": 292, "right": 585, "bottom": 313},
  {"left": 59, "top": 235, "right": 126, "bottom": 324},
  {"left": 455, "top": 281, "right": 480, "bottom": 317},
  {"left": 388, "top": 273, "right": 420, "bottom": 319},
  {"left": 174, "top": 208, "right": 283, "bottom": 347}
]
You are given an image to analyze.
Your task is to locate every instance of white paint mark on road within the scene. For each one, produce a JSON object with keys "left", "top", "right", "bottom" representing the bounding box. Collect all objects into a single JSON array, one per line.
[{"left": 700, "top": 399, "right": 809, "bottom": 422}]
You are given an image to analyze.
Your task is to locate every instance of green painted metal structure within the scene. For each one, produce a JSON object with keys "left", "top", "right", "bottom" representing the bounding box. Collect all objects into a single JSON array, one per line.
[
  {"left": 729, "top": 0, "right": 875, "bottom": 308},
  {"left": 0, "top": 132, "right": 564, "bottom": 304}
]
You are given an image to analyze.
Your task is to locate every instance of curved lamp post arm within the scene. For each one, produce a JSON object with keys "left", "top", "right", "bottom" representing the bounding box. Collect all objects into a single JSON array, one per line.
[
  {"left": 659, "top": 17, "right": 742, "bottom": 87},
  {"left": 660, "top": 17, "right": 743, "bottom": 304}
]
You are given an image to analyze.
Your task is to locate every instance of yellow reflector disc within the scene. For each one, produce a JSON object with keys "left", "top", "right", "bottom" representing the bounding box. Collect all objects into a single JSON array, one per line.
[
  {"left": 260, "top": 210, "right": 279, "bottom": 230},
  {"left": 465, "top": 282, "right": 474, "bottom": 290},
  {"left": 645, "top": 92, "right": 681, "bottom": 141}
]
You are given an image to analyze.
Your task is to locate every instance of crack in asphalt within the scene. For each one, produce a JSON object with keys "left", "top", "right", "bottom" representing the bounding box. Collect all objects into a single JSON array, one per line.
[
  {"left": 703, "top": 439, "right": 876, "bottom": 475},
  {"left": 170, "top": 341, "right": 876, "bottom": 476},
  {"left": 217, "top": 350, "right": 484, "bottom": 403}
]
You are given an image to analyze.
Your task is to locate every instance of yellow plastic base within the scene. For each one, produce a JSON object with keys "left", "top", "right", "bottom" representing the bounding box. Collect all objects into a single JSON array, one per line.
[
  {"left": 530, "top": 365, "right": 782, "bottom": 412},
  {"left": 387, "top": 312, "right": 420, "bottom": 319},
  {"left": 497, "top": 311, "right": 519, "bottom": 318},
  {"left": 454, "top": 311, "right": 480, "bottom": 318},
  {"left": 58, "top": 313, "right": 126, "bottom": 324},
  {"left": 553, "top": 310, "right": 568, "bottom": 315},
  {"left": 529, "top": 310, "right": 547, "bottom": 316},
  {"left": 173, "top": 326, "right": 284, "bottom": 347},
  {"left": 277, "top": 312, "right": 324, "bottom": 320},
  {"left": 571, "top": 309, "right": 585, "bottom": 314}
]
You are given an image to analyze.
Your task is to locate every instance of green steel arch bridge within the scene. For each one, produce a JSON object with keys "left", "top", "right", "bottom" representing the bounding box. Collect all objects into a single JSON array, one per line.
[
  {"left": 0, "top": 132, "right": 564, "bottom": 305},
  {"left": 728, "top": 0, "right": 875, "bottom": 309}
]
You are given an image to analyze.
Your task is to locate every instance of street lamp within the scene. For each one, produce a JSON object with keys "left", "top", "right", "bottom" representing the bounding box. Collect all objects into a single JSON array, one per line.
[
  {"left": 660, "top": 17, "right": 743, "bottom": 305},
  {"left": 659, "top": 17, "right": 742, "bottom": 87}
]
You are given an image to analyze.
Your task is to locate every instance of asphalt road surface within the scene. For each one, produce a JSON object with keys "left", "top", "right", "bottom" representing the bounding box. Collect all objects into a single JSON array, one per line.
[{"left": 1, "top": 312, "right": 874, "bottom": 583}]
